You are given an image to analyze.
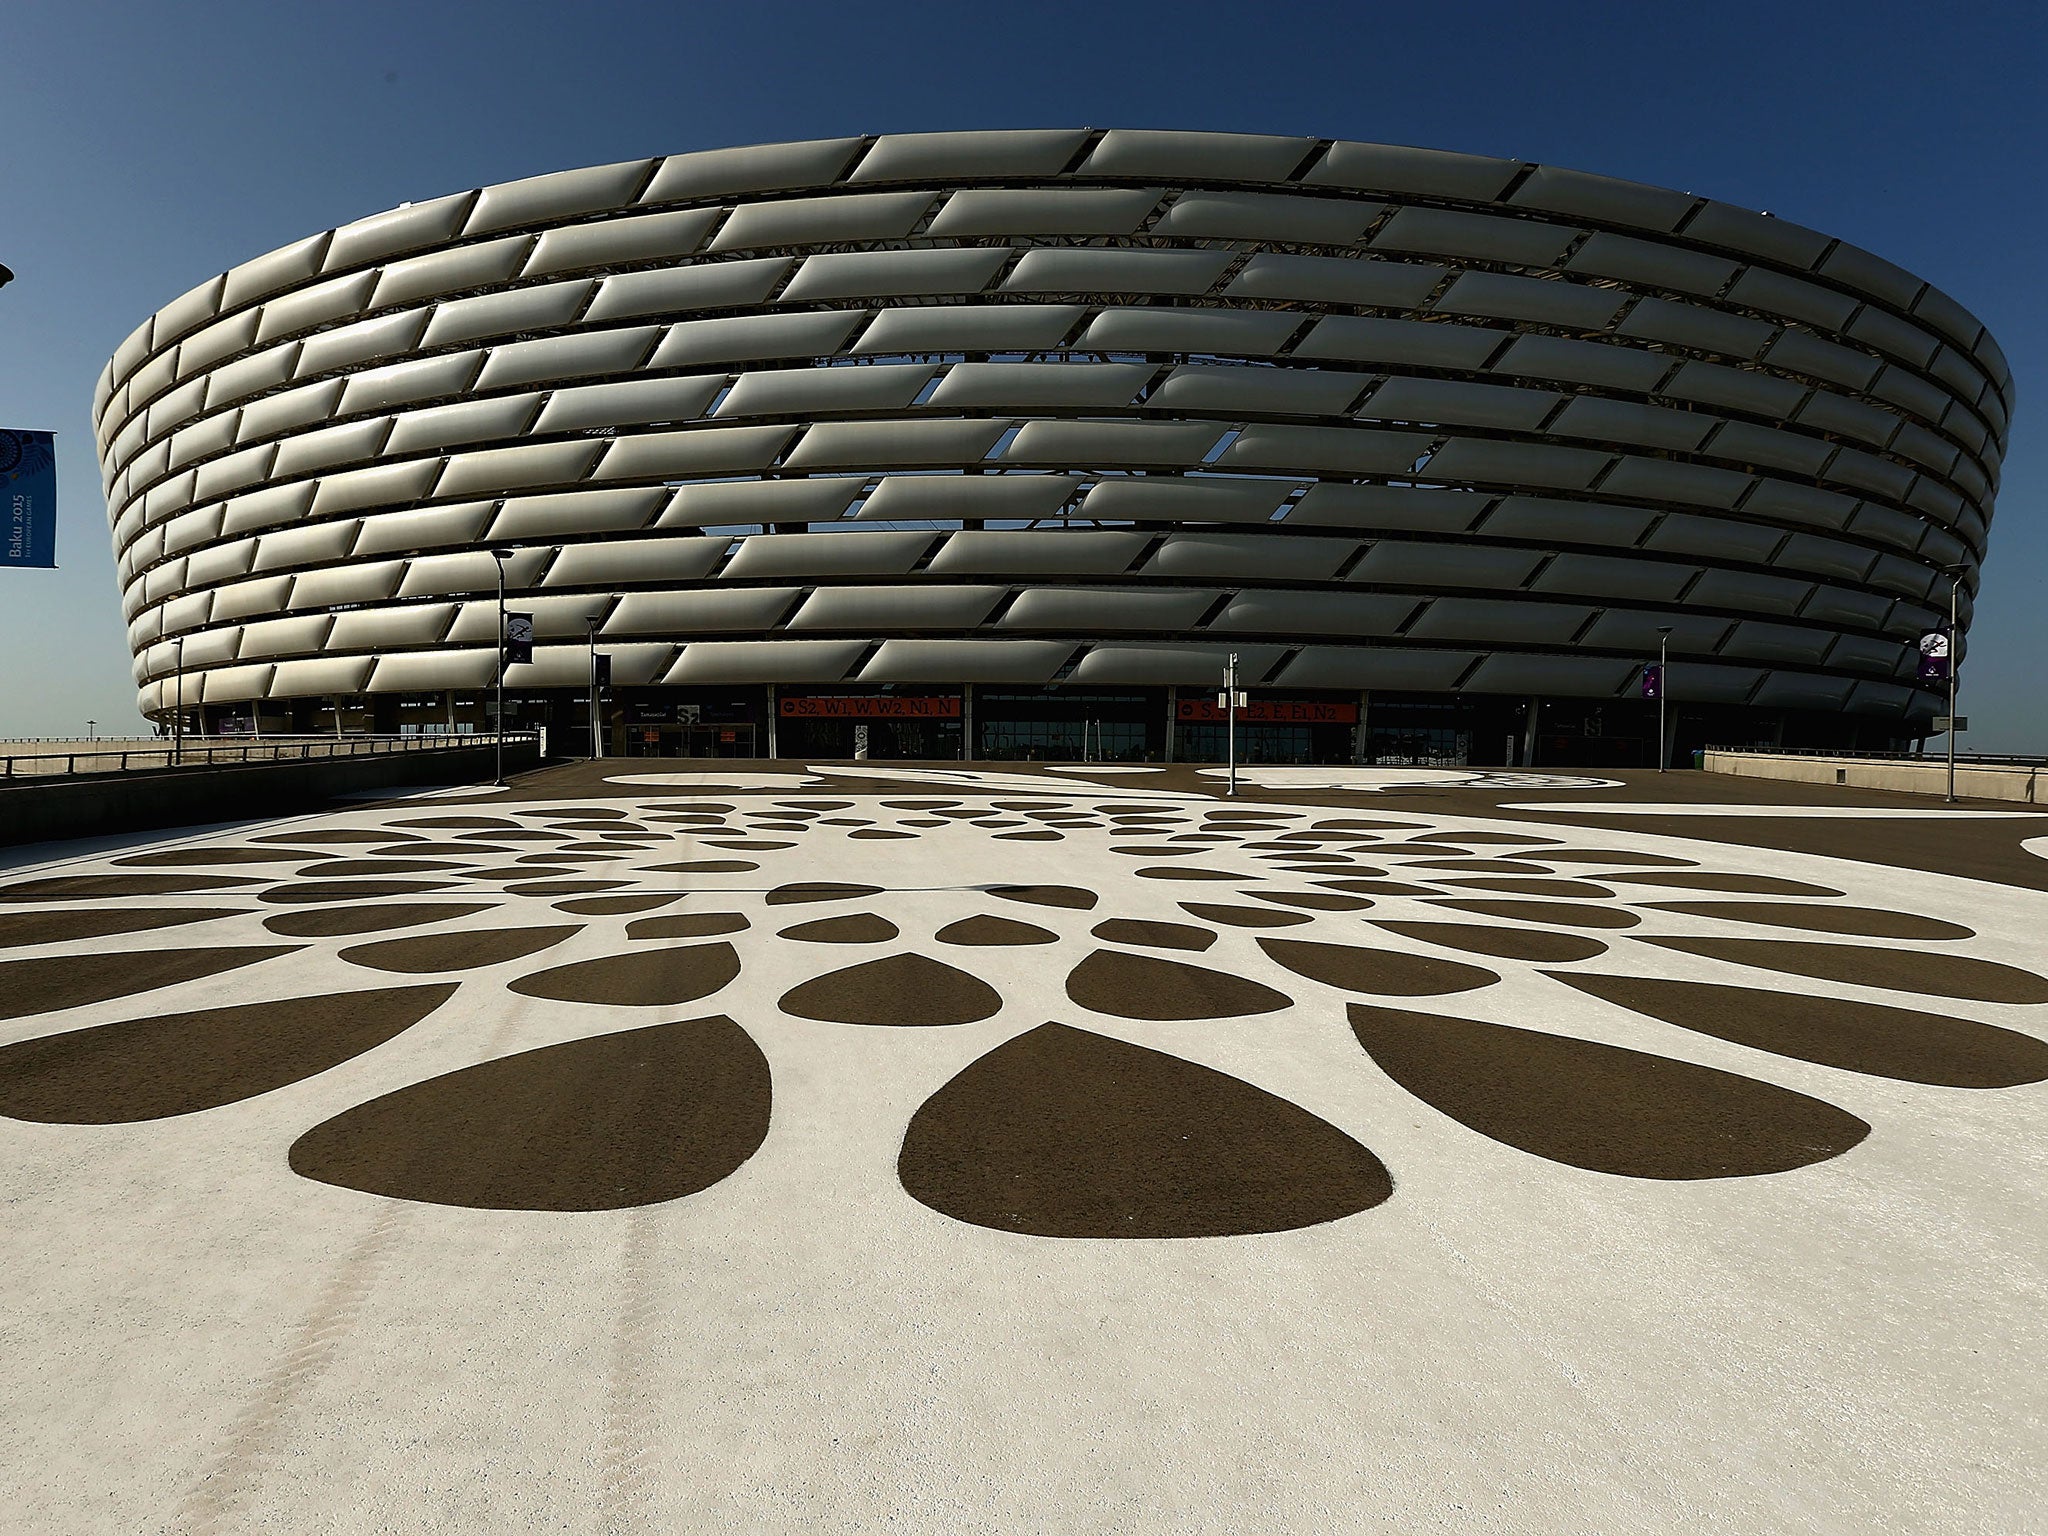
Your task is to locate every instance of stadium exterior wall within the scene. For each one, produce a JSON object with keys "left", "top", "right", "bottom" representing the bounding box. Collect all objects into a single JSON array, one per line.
[{"left": 93, "top": 130, "right": 2012, "bottom": 766}]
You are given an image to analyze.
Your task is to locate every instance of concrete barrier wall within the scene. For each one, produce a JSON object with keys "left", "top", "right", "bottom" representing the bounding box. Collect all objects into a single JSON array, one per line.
[
  {"left": 0, "top": 740, "right": 542, "bottom": 849},
  {"left": 1704, "top": 751, "right": 2043, "bottom": 803}
]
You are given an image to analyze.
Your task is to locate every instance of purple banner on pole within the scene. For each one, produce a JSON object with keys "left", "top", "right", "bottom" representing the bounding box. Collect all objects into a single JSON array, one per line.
[
  {"left": 1641, "top": 664, "right": 1663, "bottom": 700},
  {"left": 1916, "top": 630, "right": 1952, "bottom": 682}
]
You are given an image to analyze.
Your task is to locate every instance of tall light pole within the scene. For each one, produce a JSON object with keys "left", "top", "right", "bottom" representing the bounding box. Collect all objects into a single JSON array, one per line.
[
  {"left": 585, "top": 614, "right": 602, "bottom": 760},
  {"left": 1656, "top": 625, "right": 1672, "bottom": 773},
  {"left": 490, "top": 547, "right": 514, "bottom": 786},
  {"left": 1942, "top": 564, "right": 1967, "bottom": 804},
  {"left": 172, "top": 637, "right": 185, "bottom": 765},
  {"left": 1224, "top": 652, "right": 1239, "bottom": 798}
]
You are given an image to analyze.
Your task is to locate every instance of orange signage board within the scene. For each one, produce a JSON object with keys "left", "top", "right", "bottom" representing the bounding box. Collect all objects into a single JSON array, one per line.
[
  {"left": 1176, "top": 699, "right": 1358, "bottom": 725},
  {"left": 779, "top": 695, "right": 962, "bottom": 720}
]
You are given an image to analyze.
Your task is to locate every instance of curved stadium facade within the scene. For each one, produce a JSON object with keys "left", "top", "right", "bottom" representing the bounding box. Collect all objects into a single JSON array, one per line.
[{"left": 94, "top": 130, "right": 2010, "bottom": 766}]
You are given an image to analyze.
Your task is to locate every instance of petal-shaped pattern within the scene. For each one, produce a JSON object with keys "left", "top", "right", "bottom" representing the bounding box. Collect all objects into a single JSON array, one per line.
[
  {"left": 262, "top": 903, "right": 499, "bottom": 938},
  {"left": 780, "top": 953, "right": 1001, "bottom": 1026},
  {"left": 1637, "top": 901, "right": 1973, "bottom": 941},
  {"left": 627, "top": 913, "right": 750, "bottom": 940},
  {"left": 0, "top": 945, "right": 299, "bottom": 1022},
  {"left": 0, "top": 908, "right": 243, "bottom": 949},
  {"left": 511, "top": 943, "right": 740, "bottom": 1006},
  {"left": 259, "top": 880, "right": 453, "bottom": 904},
  {"left": 778, "top": 915, "right": 900, "bottom": 944},
  {"left": 1258, "top": 938, "right": 1497, "bottom": 996},
  {"left": 936, "top": 916, "right": 1058, "bottom": 947},
  {"left": 553, "top": 895, "right": 679, "bottom": 916},
  {"left": 1349, "top": 1004, "right": 1870, "bottom": 1179},
  {"left": 289, "top": 1016, "right": 770, "bottom": 1211},
  {"left": 1371, "top": 920, "right": 1606, "bottom": 963},
  {"left": 0, "top": 984, "right": 456, "bottom": 1123},
  {"left": 1551, "top": 972, "right": 2048, "bottom": 1088},
  {"left": 1177, "top": 903, "right": 1311, "bottom": 930},
  {"left": 989, "top": 885, "right": 1099, "bottom": 910},
  {"left": 1090, "top": 920, "right": 1217, "bottom": 953},
  {"left": 900, "top": 1023, "right": 1391, "bottom": 1238},
  {"left": 340, "top": 925, "right": 582, "bottom": 975},
  {"left": 1609, "top": 872, "right": 1841, "bottom": 897},
  {"left": 0, "top": 873, "right": 262, "bottom": 899},
  {"left": 1426, "top": 898, "right": 1641, "bottom": 930},
  {"left": 766, "top": 882, "right": 883, "bottom": 905},
  {"left": 1640, "top": 937, "right": 2048, "bottom": 1004},
  {"left": 1066, "top": 950, "right": 1290, "bottom": 1020}
]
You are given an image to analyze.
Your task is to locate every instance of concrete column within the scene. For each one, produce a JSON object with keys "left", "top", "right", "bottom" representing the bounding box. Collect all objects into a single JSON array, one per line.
[
  {"left": 1163, "top": 685, "right": 1177, "bottom": 763},
  {"left": 1522, "top": 697, "right": 1541, "bottom": 767},
  {"left": 1353, "top": 691, "right": 1370, "bottom": 764},
  {"left": 961, "top": 685, "right": 974, "bottom": 762},
  {"left": 766, "top": 684, "right": 778, "bottom": 760}
]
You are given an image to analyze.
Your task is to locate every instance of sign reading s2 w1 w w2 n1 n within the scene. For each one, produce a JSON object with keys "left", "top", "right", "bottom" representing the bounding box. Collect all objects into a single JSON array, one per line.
[{"left": 1, "top": 429, "right": 57, "bottom": 568}]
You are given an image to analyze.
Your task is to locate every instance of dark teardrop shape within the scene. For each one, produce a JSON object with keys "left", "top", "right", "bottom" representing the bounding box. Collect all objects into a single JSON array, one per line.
[
  {"left": 0, "top": 946, "right": 299, "bottom": 1023},
  {"left": 511, "top": 943, "right": 740, "bottom": 1006},
  {"left": 777, "top": 914, "right": 900, "bottom": 944},
  {"left": 263, "top": 903, "right": 497, "bottom": 938},
  {"left": 936, "top": 916, "right": 1057, "bottom": 947},
  {"left": 780, "top": 953, "right": 1001, "bottom": 1026},
  {"left": 0, "top": 983, "right": 455, "bottom": 1123},
  {"left": 1372, "top": 921, "right": 1606, "bottom": 964},
  {"left": 289, "top": 1017, "right": 770, "bottom": 1211},
  {"left": 1349, "top": 1004, "right": 1869, "bottom": 1179},
  {"left": 901, "top": 1023, "right": 1392, "bottom": 1238},
  {"left": 339, "top": 925, "right": 581, "bottom": 975},
  {"left": 1638, "top": 937, "right": 2048, "bottom": 1004},
  {"left": 1258, "top": 938, "right": 1497, "bottom": 997},
  {"left": 1066, "top": 950, "right": 1290, "bottom": 1021},
  {"left": 1550, "top": 972, "right": 2048, "bottom": 1088},
  {"left": 0, "top": 908, "right": 244, "bottom": 949}
]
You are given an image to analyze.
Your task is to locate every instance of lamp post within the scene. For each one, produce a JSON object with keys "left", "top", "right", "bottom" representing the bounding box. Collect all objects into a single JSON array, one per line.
[
  {"left": 490, "top": 547, "right": 514, "bottom": 786},
  {"left": 1223, "top": 652, "right": 1239, "bottom": 798},
  {"left": 1656, "top": 626, "right": 1672, "bottom": 773},
  {"left": 172, "top": 637, "right": 185, "bottom": 765},
  {"left": 1942, "top": 564, "right": 1967, "bottom": 804},
  {"left": 585, "top": 614, "right": 602, "bottom": 761}
]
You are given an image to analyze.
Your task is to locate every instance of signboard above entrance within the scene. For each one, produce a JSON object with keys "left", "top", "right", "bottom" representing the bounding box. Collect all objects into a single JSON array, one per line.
[
  {"left": 779, "top": 695, "right": 962, "bottom": 720},
  {"left": 1175, "top": 699, "right": 1358, "bottom": 725}
]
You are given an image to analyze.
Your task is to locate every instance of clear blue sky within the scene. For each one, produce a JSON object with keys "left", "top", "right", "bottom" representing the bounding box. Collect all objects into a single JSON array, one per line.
[{"left": 4, "top": 0, "right": 2042, "bottom": 747}]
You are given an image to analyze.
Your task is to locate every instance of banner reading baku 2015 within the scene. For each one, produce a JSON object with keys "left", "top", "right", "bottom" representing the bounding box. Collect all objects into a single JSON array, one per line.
[{"left": 1, "top": 429, "right": 58, "bottom": 568}]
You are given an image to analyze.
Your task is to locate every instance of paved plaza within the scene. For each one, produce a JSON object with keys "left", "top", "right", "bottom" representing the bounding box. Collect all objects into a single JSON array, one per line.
[{"left": 3, "top": 762, "right": 2045, "bottom": 1534}]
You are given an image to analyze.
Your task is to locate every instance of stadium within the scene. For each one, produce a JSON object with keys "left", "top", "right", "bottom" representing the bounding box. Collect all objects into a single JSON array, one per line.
[{"left": 92, "top": 129, "right": 2010, "bottom": 766}]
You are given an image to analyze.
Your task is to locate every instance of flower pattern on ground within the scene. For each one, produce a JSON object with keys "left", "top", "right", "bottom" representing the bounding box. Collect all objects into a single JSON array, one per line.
[{"left": 3, "top": 769, "right": 2046, "bottom": 1239}]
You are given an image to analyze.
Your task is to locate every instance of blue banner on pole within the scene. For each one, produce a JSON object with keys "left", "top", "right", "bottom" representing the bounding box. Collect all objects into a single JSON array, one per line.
[{"left": 1, "top": 429, "right": 58, "bottom": 568}]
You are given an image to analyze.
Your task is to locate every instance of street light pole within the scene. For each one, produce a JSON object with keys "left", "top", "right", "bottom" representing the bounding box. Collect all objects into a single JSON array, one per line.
[
  {"left": 490, "top": 548, "right": 513, "bottom": 786},
  {"left": 1224, "top": 652, "right": 1239, "bottom": 798},
  {"left": 585, "top": 614, "right": 602, "bottom": 761},
  {"left": 1946, "top": 568, "right": 1962, "bottom": 804},
  {"left": 1656, "top": 626, "right": 1672, "bottom": 773},
  {"left": 172, "top": 637, "right": 185, "bottom": 765}
]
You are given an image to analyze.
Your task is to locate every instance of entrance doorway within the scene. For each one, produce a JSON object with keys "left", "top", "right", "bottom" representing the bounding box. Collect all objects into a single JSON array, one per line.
[
  {"left": 778, "top": 717, "right": 963, "bottom": 760},
  {"left": 619, "top": 723, "right": 757, "bottom": 757}
]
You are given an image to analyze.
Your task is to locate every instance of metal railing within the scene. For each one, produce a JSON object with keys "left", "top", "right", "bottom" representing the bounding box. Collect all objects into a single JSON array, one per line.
[
  {"left": 1704, "top": 746, "right": 2048, "bottom": 768},
  {"left": 0, "top": 732, "right": 541, "bottom": 781}
]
